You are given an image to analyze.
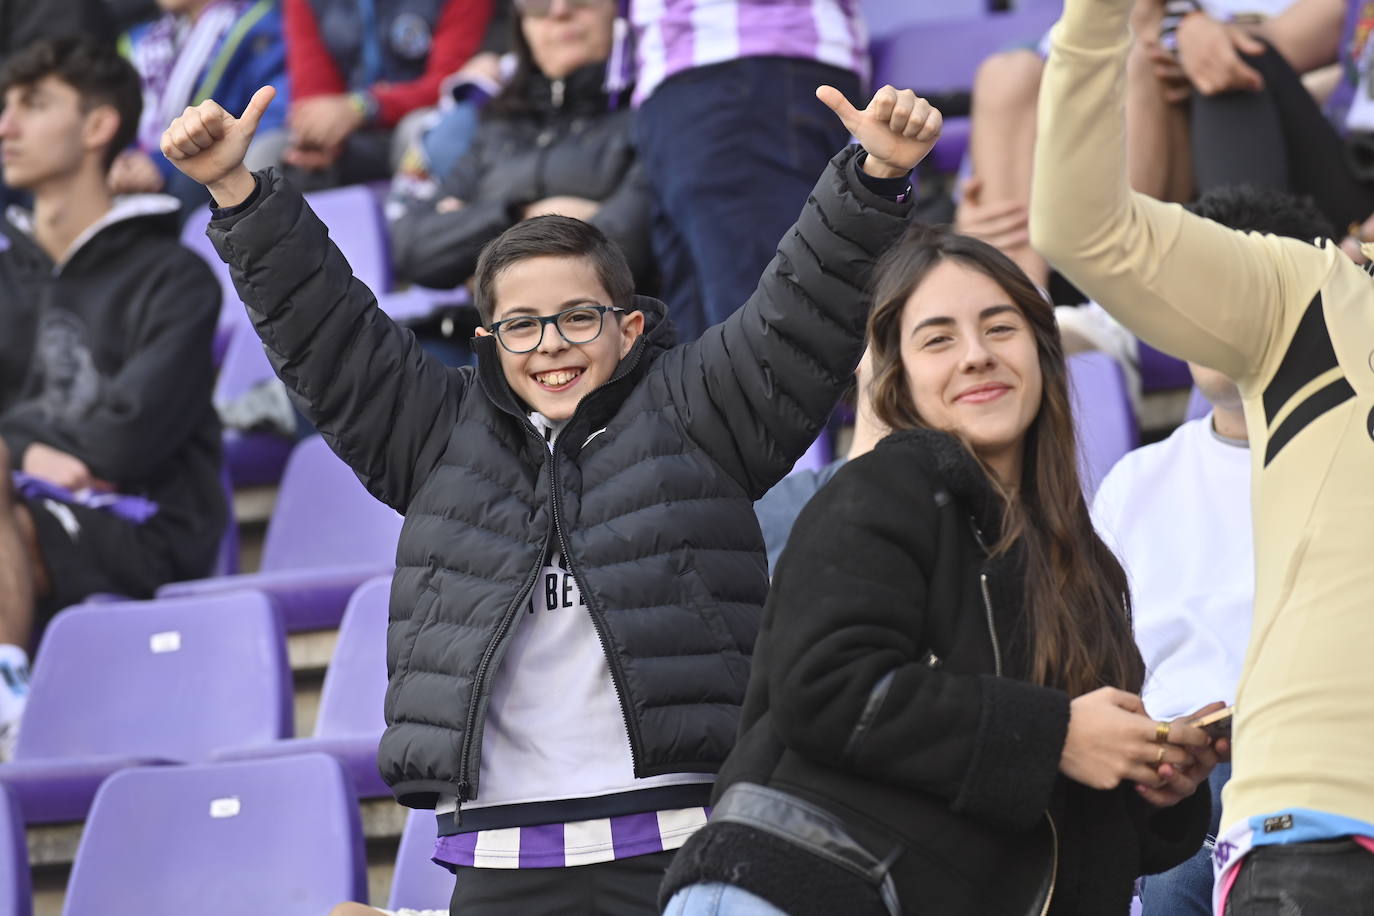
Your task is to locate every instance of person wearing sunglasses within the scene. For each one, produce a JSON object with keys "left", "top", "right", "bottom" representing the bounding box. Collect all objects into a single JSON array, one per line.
[
  {"left": 390, "top": 0, "right": 653, "bottom": 298},
  {"left": 160, "top": 76, "right": 939, "bottom": 914}
]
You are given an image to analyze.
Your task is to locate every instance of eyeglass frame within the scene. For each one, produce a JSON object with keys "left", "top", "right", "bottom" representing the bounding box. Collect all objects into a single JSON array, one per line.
[
  {"left": 513, "top": 0, "right": 608, "bottom": 17},
  {"left": 486, "top": 303, "right": 629, "bottom": 354}
]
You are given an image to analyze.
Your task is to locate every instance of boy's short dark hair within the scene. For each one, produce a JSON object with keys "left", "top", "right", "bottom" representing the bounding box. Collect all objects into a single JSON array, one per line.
[
  {"left": 1187, "top": 185, "right": 1334, "bottom": 243},
  {"left": 0, "top": 36, "right": 142, "bottom": 171},
  {"left": 473, "top": 216, "right": 636, "bottom": 325}
]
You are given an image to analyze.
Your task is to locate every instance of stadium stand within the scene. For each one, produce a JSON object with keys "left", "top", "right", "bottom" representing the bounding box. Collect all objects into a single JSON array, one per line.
[{"left": 0, "top": 784, "right": 30, "bottom": 916}]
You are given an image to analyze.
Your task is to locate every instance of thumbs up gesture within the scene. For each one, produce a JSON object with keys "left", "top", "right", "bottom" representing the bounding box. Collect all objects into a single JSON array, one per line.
[
  {"left": 817, "top": 84, "right": 942, "bottom": 179},
  {"left": 160, "top": 85, "right": 276, "bottom": 206}
]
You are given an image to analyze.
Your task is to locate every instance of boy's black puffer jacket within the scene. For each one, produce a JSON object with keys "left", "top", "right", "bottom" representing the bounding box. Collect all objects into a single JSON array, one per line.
[{"left": 206, "top": 146, "right": 912, "bottom": 808}]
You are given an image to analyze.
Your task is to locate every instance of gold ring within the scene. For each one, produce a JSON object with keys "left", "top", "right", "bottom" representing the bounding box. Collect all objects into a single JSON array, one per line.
[
  {"left": 1154, "top": 721, "right": 1171, "bottom": 744},
  {"left": 1155, "top": 745, "right": 1166, "bottom": 766}
]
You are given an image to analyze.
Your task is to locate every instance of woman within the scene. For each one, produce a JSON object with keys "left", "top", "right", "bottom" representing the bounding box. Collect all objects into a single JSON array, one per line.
[
  {"left": 659, "top": 226, "right": 1222, "bottom": 916},
  {"left": 388, "top": 0, "right": 651, "bottom": 291}
]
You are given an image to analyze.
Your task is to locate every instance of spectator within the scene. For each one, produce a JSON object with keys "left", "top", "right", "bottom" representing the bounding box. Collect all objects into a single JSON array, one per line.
[
  {"left": 161, "top": 81, "right": 929, "bottom": 913},
  {"left": 662, "top": 224, "right": 1218, "bottom": 916},
  {"left": 630, "top": 0, "right": 869, "bottom": 342},
  {"left": 389, "top": 0, "right": 653, "bottom": 293},
  {"left": 278, "top": 0, "right": 492, "bottom": 189},
  {"left": 1033, "top": 0, "right": 1374, "bottom": 909},
  {"left": 116, "top": 0, "right": 289, "bottom": 214},
  {"left": 0, "top": 37, "right": 224, "bottom": 757}
]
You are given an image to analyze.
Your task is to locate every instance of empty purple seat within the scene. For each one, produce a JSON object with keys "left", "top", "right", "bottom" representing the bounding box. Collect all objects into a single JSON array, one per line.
[
  {"left": 1138, "top": 340, "right": 1193, "bottom": 392},
  {"left": 215, "top": 576, "right": 391, "bottom": 797},
  {"left": 63, "top": 754, "right": 367, "bottom": 915},
  {"left": 0, "top": 784, "right": 30, "bottom": 916},
  {"left": 180, "top": 207, "right": 244, "bottom": 366},
  {"left": 389, "top": 808, "right": 454, "bottom": 911},
  {"left": 870, "top": 9, "right": 1061, "bottom": 97},
  {"left": 304, "top": 184, "right": 392, "bottom": 294},
  {"left": 0, "top": 592, "right": 291, "bottom": 825},
  {"left": 863, "top": 0, "right": 985, "bottom": 41},
  {"left": 158, "top": 436, "right": 402, "bottom": 631},
  {"left": 1068, "top": 351, "right": 1139, "bottom": 497}
]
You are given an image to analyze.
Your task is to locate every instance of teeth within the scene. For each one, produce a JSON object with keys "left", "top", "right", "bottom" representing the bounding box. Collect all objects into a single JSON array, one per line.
[{"left": 536, "top": 369, "right": 579, "bottom": 387}]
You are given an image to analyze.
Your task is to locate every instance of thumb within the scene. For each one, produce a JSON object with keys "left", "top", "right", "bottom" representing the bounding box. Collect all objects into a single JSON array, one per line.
[
  {"left": 1108, "top": 688, "right": 1147, "bottom": 714},
  {"left": 239, "top": 85, "right": 277, "bottom": 133},
  {"left": 816, "top": 84, "right": 861, "bottom": 133}
]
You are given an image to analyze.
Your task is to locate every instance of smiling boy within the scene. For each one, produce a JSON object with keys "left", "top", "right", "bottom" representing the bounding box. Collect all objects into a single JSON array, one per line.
[{"left": 161, "top": 83, "right": 938, "bottom": 912}]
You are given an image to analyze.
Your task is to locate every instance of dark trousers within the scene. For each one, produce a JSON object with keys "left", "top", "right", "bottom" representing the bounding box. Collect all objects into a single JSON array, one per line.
[
  {"left": 1225, "top": 837, "right": 1374, "bottom": 915},
  {"left": 449, "top": 849, "right": 676, "bottom": 915},
  {"left": 635, "top": 57, "right": 861, "bottom": 343},
  {"left": 1191, "top": 43, "right": 1374, "bottom": 237}
]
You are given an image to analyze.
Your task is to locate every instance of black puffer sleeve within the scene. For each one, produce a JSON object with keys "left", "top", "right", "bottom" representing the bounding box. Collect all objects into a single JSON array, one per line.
[
  {"left": 208, "top": 169, "right": 465, "bottom": 512},
  {"left": 660, "top": 146, "right": 913, "bottom": 497}
]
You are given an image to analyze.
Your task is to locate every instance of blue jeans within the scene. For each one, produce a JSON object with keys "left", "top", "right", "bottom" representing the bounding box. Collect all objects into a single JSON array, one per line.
[
  {"left": 635, "top": 57, "right": 860, "bottom": 343},
  {"left": 663, "top": 882, "right": 791, "bottom": 915},
  {"left": 1139, "top": 763, "right": 1231, "bottom": 916}
]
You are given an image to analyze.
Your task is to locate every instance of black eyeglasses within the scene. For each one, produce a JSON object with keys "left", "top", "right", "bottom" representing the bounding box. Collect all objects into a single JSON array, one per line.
[{"left": 488, "top": 304, "right": 627, "bottom": 354}]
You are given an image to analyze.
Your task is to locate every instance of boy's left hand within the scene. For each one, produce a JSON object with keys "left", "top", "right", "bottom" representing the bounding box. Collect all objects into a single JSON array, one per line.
[{"left": 817, "top": 84, "right": 942, "bottom": 179}]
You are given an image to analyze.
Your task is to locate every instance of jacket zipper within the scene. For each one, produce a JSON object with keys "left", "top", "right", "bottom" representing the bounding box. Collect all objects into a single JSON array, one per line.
[
  {"left": 549, "top": 452, "right": 644, "bottom": 775},
  {"left": 979, "top": 573, "right": 1003, "bottom": 678},
  {"left": 1036, "top": 811, "right": 1059, "bottom": 916},
  {"left": 456, "top": 342, "right": 650, "bottom": 805},
  {"left": 454, "top": 420, "right": 555, "bottom": 808}
]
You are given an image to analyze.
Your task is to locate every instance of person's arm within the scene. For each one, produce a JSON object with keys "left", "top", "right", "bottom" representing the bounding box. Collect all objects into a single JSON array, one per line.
[
  {"left": 669, "top": 87, "right": 931, "bottom": 496},
  {"left": 283, "top": 0, "right": 346, "bottom": 102},
  {"left": 368, "top": 0, "right": 493, "bottom": 128},
  {"left": 1029, "top": 0, "right": 1332, "bottom": 384},
  {"left": 1258, "top": 0, "right": 1345, "bottom": 75},
  {"left": 162, "top": 88, "right": 465, "bottom": 512},
  {"left": 762, "top": 443, "right": 1071, "bottom": 831},
  {"left": 0, "top": 257, "right": 219, "bottom": 485}
]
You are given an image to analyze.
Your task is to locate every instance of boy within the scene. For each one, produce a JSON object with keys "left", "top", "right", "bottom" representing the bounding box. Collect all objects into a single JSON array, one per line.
[{"left": 161, "top": 81, "right": 938, "bottom": 912}]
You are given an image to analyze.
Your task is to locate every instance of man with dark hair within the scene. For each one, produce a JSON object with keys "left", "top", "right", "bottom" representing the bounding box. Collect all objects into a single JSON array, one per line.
[
  {"left": 161, "top": 81, "right": 937, "bottom": 912},
  {"left": 0, "top": 36, "right": 225, "bottom": 757}
]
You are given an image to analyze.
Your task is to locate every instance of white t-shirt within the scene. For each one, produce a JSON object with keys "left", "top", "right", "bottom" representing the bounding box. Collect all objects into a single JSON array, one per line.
[{"left": 1091, "top": 415, "right": 1254, "bottom": 721}]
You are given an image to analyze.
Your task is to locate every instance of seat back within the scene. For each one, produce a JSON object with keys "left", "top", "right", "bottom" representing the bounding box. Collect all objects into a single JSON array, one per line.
[
  {"left": 1068, "top": 351, "right": 1139, "bottom": 497},
  {"left": 388, "top": 807, "right": 454, "bottom": 911},
  {"left": 314, "top": 576, "right": 392, "bottom": 737},
  {"left": 259, "top": 436, "right": 403, "bottom": 572},
  {"left": 0, "top": 784, "right": 30, "bottom": 916},
  {"left": 63, "top": 755, "right": 367, "bottom": 915},
  {"left": 870, "top": 8, "right": 1061, "bottom": 95},
  {"left": 862, "top": 0, "right": 986, "bottom": 41},
  {"left": 17, "top": 592, "right": 291, "bottom": 762},
  {"left": 303, "top": 184, "right": 392, "bottom": 293}
]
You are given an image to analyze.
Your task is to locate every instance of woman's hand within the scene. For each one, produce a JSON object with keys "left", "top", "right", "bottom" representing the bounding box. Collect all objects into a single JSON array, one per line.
[
  {"left": 816, "top": 84, "right": 942, "bottom": 178},
  {"left": 1060, "top": 687, "right": 1197, "bottom": 790},
  {"left": 1135, "top": 702, "right": 1223, "bottom": 807},
  {"left": 1176, "top": 12, "right": 1267, "bottom": 96}
]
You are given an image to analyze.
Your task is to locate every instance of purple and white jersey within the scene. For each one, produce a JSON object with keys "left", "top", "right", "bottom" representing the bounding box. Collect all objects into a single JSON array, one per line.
[
  {"left": 629, "top": 0, "right": 869, "bottom": 106},
  {"left": 434, "top": 807, "right": 710, "bottom": 868}
]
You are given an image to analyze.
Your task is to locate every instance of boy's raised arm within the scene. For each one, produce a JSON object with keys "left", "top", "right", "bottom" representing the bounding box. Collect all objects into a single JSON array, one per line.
[
  {"left": 670, "top": 87, "right": 936, "bottom": 496},
  {"left": 1028, "top": 0, "right": 1327, "bottom": 384},
  {"left": 162, "top": 88, "right": 461, "bottom": 512}
]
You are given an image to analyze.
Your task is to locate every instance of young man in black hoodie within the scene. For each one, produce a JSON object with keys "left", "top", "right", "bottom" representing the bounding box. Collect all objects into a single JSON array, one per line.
[
  {"left": 160, "top": 79, "right": 936, "bottom": 913},
  {"left": 0, "top": 37, "right": 225, "bottom": 757}
]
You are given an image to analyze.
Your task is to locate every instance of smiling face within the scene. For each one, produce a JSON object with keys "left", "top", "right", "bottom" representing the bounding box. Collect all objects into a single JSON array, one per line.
[
  {"left": 899, "top": 258, "right": 1043, "bottom": 481},
  {"left": 476, "top": 255, "right": 644, "bottom": 422}
]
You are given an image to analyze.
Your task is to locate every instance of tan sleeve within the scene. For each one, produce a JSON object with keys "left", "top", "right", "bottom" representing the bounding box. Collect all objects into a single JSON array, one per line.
[{"left": 1028, "top": 0, "right": 1329, "bottom": 385}]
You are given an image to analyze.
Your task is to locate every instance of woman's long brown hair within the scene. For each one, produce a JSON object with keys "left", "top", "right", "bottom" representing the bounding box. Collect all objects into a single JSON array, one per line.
[{"left": 867, "top": 224, "right": 1144, "bottom": 697}]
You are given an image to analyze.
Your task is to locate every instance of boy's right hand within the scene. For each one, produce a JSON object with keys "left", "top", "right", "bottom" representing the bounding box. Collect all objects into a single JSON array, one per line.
[{"left": 160, "top": 85, "right": 276, "bottom": 207}]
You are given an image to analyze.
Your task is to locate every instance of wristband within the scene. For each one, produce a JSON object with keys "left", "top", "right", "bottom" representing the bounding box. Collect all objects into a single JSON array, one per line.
[{"left": 348, "top": 91, "right": 380, "bottom": 126}]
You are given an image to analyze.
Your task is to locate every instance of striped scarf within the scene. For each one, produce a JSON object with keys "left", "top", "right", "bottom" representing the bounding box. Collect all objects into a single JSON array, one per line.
[{"left": 132, "top": 0, "right": 245, "bottom": 153}]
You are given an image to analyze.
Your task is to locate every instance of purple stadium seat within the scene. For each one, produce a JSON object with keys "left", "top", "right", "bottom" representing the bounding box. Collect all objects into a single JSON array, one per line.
[
  {"left": 389, "top": 807, "right": 454, "bottom": 911},
  {"left": 789, "top": 429, "right": 833, "bottom": 476},
  {"left": 1138, "top": 340, "right": 1194, "bottom": 392},
  {"left": 180, "top": 207, "right": 244, "bottom": 366},
  {"left": 215, "top": 576, "right": 391, "bottom": 797},
  {"left": 0, "top": 784, "right": 31, "bottom": 916},
  {"left": 157, "top": 436, "right": 402, "bottom": 631},
  {"left": 1067, "top": 351, "right": 1139, "bottom": 497},
  {"left": 863, "top": 0, "right": 985, "bottom": 41},
  {"left": 870, "top": 10, "right": 1061, "bottom": 97},
  {"left": 0, "top": 592, "right": 291, "bottom": 825},
  {"left": 215, "top": 328, "right": 296, "bottom": 488},
  {"left": 304, "top": 184, "right": 392, "bottom": 294},
  {"left": 62, "top": 754, "right": 367, "bottom": 915}
]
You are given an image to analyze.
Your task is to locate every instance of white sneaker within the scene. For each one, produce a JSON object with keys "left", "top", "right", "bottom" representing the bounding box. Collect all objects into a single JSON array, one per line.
[{"left": 0, "top": 649, "right": 30, "bottom": 762}]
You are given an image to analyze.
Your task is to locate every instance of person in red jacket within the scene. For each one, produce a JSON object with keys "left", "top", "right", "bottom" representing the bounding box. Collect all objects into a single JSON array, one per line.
[{"left": 280, "top": 0, "right": 491, "bottom": 188}]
